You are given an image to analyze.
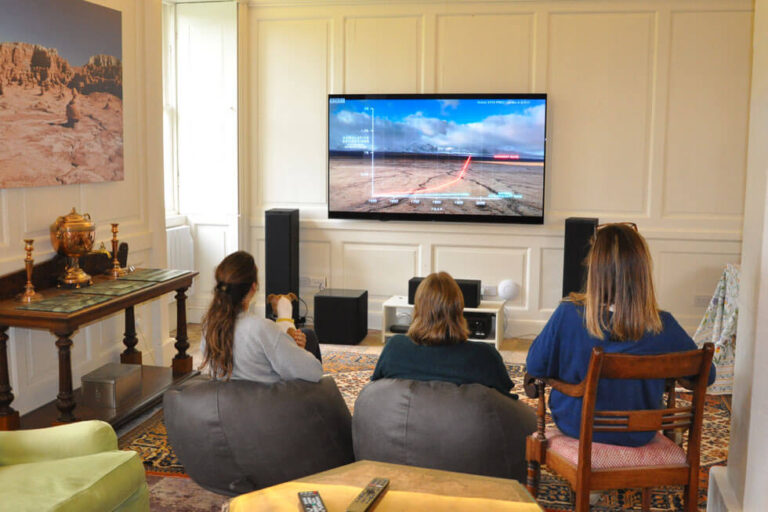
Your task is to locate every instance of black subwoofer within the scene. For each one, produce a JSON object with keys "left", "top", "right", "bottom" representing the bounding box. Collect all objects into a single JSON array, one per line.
[{"left": 314, "top": 289, "right": 368, "bottom": 345}]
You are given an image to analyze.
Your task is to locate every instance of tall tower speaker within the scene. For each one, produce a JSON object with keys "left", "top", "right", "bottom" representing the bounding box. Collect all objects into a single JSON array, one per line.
[
  {"left": 562, "top": 217, "right": 599, "bottom": 298},
  {"left": 265, "top": 208, "right": 300, "bottom": 321}
]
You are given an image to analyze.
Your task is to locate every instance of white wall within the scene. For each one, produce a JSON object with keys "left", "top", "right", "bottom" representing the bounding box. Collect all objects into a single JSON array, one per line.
[
  {"left": 243, "top": 0, "right": 751, "bottom": 336},
  {"left": 0, "top": 0, "right": 167, "bottom": 415},
  {"left": 726, "top": 0, "right": 768, "bottom": 508}
]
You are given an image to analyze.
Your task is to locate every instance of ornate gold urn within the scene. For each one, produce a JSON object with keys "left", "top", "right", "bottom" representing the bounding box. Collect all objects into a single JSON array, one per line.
[{"left": 50, "top": 208, "right": 95, "bottom": 288}]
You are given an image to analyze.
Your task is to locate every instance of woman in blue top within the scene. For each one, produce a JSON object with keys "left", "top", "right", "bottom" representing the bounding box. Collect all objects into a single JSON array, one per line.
[{"left": 526, "top": 223, "right": 716, "bottom": 447}]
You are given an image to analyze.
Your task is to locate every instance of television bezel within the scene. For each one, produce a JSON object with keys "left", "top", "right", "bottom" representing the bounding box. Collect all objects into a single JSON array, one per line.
[{"left": 327, "top": 92, "right": 547, "bottom": 224}]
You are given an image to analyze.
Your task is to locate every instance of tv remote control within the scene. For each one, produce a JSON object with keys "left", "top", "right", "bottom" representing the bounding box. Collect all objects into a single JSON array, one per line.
[
  {"left": 346, "top": 477, "right": 389, "bottom": 512},
  {"left": 298, "top": 491, "right": 327, "bottom": 512}
]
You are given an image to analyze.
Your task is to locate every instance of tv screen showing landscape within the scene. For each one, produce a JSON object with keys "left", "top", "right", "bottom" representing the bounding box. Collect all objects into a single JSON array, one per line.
[{"left": 328, "top": 93, "right": 547, "bottom": 223}]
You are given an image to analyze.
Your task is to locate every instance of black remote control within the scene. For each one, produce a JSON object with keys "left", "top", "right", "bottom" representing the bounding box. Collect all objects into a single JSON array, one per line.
[
  {"left": 346, "top": 477, "right": 389, "bottom": 512},
  {"left": 298, "top": 491, "right": 327, "bottom": 512}
]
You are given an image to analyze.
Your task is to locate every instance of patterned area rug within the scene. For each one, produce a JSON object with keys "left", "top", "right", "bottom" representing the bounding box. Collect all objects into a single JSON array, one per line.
[{"left": 119, "top": 350, "right": 729, "bottom": 511}]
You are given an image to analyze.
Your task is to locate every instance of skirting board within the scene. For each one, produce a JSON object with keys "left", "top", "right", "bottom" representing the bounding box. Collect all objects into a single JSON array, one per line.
[{"left": 707, "top": 466, "right": 742, "bottom": 512}]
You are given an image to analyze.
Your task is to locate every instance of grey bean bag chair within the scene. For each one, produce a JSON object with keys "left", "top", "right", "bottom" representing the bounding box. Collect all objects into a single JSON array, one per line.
[
  {"left": 163, "top": 375, "right": 354, "bottom": 496},
  {"left": 352, "top": 378, "right": 536, "bottom": 482}
]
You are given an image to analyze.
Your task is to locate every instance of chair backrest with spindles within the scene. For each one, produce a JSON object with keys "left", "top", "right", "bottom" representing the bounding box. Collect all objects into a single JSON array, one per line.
[{"left": 539, "top": 343, "right": 714, "bottom": 479}]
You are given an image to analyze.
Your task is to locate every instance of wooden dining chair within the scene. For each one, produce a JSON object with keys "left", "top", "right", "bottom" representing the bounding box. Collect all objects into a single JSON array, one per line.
[{"left": 524, "top": 342, "right": 714, "bottom": 512}]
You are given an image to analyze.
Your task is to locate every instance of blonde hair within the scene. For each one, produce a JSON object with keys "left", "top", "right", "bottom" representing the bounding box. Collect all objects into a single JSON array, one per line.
[
  {"left": 200, "top": 251, "right": 258, "bottom": 380},
  {"left": 569, "top": 223, "right": 662, "bottom": 340},
  {"left": 407, "top": 272, "right": 470, "bottom": 346}
]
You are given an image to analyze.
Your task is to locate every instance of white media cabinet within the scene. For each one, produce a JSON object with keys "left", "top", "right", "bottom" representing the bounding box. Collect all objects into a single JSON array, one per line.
[{"left": 381, "top": 295, "right": 505, "bottom": 349}]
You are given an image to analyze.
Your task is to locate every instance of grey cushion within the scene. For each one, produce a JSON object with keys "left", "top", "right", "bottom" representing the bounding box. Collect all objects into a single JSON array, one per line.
[
  {"left": 352, "top": 378, "right": 536, "bottom": 482},
  {"left": 163, "top": 376, "right": 354, "bottom": 496}
]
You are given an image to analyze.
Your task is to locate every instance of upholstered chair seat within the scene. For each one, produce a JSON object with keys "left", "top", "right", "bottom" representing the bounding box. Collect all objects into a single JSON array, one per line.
[{"left": 545, "top": 427, "right": 688, "bottom": 469}]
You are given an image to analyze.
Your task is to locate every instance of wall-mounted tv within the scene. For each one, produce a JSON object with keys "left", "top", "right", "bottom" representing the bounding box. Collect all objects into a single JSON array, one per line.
[{"left": 327, "top": 93, "right": 547, "bottom": 224}]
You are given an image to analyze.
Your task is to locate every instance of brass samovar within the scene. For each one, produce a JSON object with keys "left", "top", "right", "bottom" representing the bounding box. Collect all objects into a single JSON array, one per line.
[{"left": 50, "top": 208, "right": 96, "bottom": 288}]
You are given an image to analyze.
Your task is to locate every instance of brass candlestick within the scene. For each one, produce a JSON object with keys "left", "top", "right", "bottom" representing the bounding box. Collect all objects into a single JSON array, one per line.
[
  {"left": 17, "top": 239, "right": 42, "bottom": 303},
  {"left": 106, "top": 223, "right": 126, "bottom": 278}
]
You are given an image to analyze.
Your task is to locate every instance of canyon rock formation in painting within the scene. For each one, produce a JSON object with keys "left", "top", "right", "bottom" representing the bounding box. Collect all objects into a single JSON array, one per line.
[{"left": 0, "top": 41, "right": 123, "bottom": 188}]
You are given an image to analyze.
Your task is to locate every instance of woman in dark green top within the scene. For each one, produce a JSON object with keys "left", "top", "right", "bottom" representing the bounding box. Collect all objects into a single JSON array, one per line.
[{"left": 371, "top": 272, "right": 514, "bottom": 396}]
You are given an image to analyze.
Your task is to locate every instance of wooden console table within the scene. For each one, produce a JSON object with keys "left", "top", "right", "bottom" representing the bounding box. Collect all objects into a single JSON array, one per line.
[{"left": 0, "top": 255, "right": 198, "bottom": 431}]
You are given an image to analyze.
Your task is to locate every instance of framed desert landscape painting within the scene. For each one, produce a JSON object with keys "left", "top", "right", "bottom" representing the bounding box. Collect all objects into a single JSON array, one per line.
[{"left": 0, "top": 0, "right": 123, "bottom": 188}]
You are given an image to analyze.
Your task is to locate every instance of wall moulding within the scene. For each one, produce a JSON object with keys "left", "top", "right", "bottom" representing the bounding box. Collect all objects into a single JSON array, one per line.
[
  {"left": 432, "top": 245, "right": 530, "bottom": 308},
  {"left": 246, "top": 0, "right": 752, "bottom": 9},
  {"left": 341, "top": 241, "right": 420, "bottom": 295},
  {"left": 435, "top": 12, "right": 534, "bottom": 93},
  {"left": 247, "top": 215, "right": 741, "bottom": 242}
]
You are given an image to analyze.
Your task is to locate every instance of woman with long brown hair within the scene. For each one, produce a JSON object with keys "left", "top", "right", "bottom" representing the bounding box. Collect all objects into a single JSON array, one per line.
[
  {"left": 200, "top": 251, "right": 322, "bottom": 382},
  {"left": 371, "top": 271, "right": 515, "bottom": 395},
  {"left": 526, "top": 223, "right": 715, "bottom": 446}
]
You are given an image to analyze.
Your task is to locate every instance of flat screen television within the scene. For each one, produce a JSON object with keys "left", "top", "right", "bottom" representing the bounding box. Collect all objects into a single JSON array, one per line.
[{"left": 327, "top": 93, "right": 547, "bottom": 224}]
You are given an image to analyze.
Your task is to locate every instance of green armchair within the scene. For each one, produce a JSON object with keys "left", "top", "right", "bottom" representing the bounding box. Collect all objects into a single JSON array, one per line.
[{"left": 0, "top": 420, "right": 149, "bottom": 512}]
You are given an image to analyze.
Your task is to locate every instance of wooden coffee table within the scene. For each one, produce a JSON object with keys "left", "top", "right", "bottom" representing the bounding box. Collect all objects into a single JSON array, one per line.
[{"left": 226, "top": 460, "right": 543, "bottom": 511}]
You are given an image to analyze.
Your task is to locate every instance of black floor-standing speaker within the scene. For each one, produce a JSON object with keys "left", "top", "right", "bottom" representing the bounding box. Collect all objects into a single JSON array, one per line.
[
  {"left": 562, "top": 217, "right": 599, "bottom": 298},
  {"left": 265, "top": 208, "right": 300, "bottom": 322}
]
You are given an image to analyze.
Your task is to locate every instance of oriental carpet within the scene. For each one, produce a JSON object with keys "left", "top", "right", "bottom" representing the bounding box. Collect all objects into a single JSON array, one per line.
[{"left": 119, "top": 350, "right": 729, "bottom": 511}]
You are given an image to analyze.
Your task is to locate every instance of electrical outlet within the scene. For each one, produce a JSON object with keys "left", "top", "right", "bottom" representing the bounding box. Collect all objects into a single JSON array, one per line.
[
  {"left": 482, "top": 285, "right": 497, "bottom": 297},
  {"left": 300, "top": 276, "right": 327, "bottom": 290},
  {"left": 694, "top": 295, "right": 711, "bottom": 308}
]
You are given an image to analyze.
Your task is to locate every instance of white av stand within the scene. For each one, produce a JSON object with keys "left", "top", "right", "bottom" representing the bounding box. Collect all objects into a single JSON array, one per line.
[{"left": 381, "top": 295, "right": 505, "bottom": 349}]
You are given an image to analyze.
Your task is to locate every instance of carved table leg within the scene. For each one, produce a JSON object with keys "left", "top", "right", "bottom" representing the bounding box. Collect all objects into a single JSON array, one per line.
[
  {"left": 120, "top": 306, "right": 142, "bottom": 364},
  {"left": 54, "top": 331, "right": 76, "bottom": 423},
  {"left": 0, "top": 326, "right": 20, "bottom": 430},
  {"left": 172, "top": 287, "right": 192, "bottom": 376}
]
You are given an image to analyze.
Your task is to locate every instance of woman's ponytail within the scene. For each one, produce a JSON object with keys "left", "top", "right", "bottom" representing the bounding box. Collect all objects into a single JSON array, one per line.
[{"left": 200, "top": 251, "right": 258, "bottom": 379}]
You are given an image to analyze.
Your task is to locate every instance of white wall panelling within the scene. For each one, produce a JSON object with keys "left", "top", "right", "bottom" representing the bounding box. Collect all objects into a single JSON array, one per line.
[
  {"left": 662, "top": 10, "right": 752, "bottom": 219},
  {"left": 433, "top": 245, "right": 529, "bottom": 308},
  {"left": 256, "top": 18, "right": 331, "bottom": 208},
  {"left": 436, "top": 13, "right": 533, "bottom": 93},
  {"left": 246, "top": 0, "right": 752, "bottom": 340},
  {"left": 654, "top": 242, "right": 742, "bottom": 326},
  {"left": 539, "top": 247, "right": 564, "bottom": 311},
  {"left": 341, "top": 243, "right": 420, "bottom": 296},
  {"left": 547, "top": 11, "right": 654, "bottom": 216},
  {"left": 344, "top": 16, "right": 423, "bottom": 93},
  {"left": 1, "top": 0, "right": 168, "bottom": 416}
]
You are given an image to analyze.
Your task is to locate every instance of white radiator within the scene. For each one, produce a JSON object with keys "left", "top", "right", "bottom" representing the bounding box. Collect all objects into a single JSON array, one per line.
[{"left": 166, "top": 225, "right": 194, "bottom": 271}]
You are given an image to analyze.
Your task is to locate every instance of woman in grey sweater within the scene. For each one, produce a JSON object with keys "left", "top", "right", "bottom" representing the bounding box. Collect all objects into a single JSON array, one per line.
[{"left": 199, "top": 251, "right": 322, "bottom": 382}]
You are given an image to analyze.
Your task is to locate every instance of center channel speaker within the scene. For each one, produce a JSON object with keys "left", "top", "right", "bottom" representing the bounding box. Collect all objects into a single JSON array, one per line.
[
  {"left": 408, "top": 277, "right": 481, "bottom": 308},
  {"left": 265, "top": 208, "right": 299, "bottom": 321},
  {"left": 562, "top": 217, "right": 598, "bottom": 298}
]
